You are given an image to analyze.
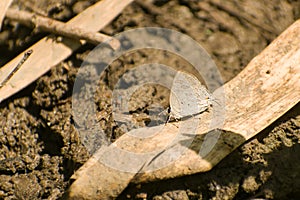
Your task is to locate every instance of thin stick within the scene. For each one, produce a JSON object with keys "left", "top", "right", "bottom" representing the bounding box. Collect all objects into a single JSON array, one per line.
[
  {"left": 5, "top": 8, "right": 120, "bottom": 49},
  {"left": 0, "top": 49, "right": 33, "bottom": 89}
]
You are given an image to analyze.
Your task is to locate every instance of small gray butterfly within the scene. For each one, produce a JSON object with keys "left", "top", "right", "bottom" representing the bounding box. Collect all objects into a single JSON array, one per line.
[{"left": 169, "top": 71, "right": 214, "bottom": 120}]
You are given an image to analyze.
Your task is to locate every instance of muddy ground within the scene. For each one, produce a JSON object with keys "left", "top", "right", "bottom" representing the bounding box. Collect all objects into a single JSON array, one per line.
[{"left": 0, "top": 0, "right": 300, "bottom": 199}]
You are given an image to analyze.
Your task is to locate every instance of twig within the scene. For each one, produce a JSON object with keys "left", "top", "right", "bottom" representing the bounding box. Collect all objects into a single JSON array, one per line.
[
  {"left": 5, "top": 8, "right": 120, "bottom": 49},
  {"left": 0, "top": 49, "right": 33, "bottom": 89}
]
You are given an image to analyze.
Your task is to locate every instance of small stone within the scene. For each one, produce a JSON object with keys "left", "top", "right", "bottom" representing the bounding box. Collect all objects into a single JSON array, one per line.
[
  {"left": 136, "top": 192, "right": 147, "bottom": 199},
  {"left": 242, "top": 176, "right": 260, "bottom": 193},
  {"left": 291, "top": 118, "right": 300, "bottom": 127}
]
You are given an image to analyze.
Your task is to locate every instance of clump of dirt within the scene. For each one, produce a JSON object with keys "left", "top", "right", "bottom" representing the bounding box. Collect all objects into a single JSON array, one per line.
[{"left": 0, "top": 0, "right": 299, "bottom": 199}]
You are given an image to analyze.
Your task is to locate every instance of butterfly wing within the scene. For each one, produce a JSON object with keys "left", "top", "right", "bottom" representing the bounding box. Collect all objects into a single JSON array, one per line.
[{"left": 170, "top": 71, "right": 212, "bottom": 119}]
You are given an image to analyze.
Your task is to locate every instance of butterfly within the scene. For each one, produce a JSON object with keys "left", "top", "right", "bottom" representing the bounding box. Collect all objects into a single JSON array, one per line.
[{"left": 169, "top": 71, "right": 214, "bottom": 120}]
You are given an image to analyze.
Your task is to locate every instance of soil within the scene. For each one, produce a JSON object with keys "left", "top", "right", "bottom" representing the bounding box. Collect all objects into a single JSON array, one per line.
[{"left": 0, "top": 0, "right": 300, "bottom": 199}]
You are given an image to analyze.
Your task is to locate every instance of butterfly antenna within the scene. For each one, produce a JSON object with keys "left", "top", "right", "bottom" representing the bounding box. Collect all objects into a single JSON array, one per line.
[
  {"left": 213, "top": 98, "right": 221, "bottom": 106},
  {"left": 209, "top": 94, "right": 221, "bottom": 106}
]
